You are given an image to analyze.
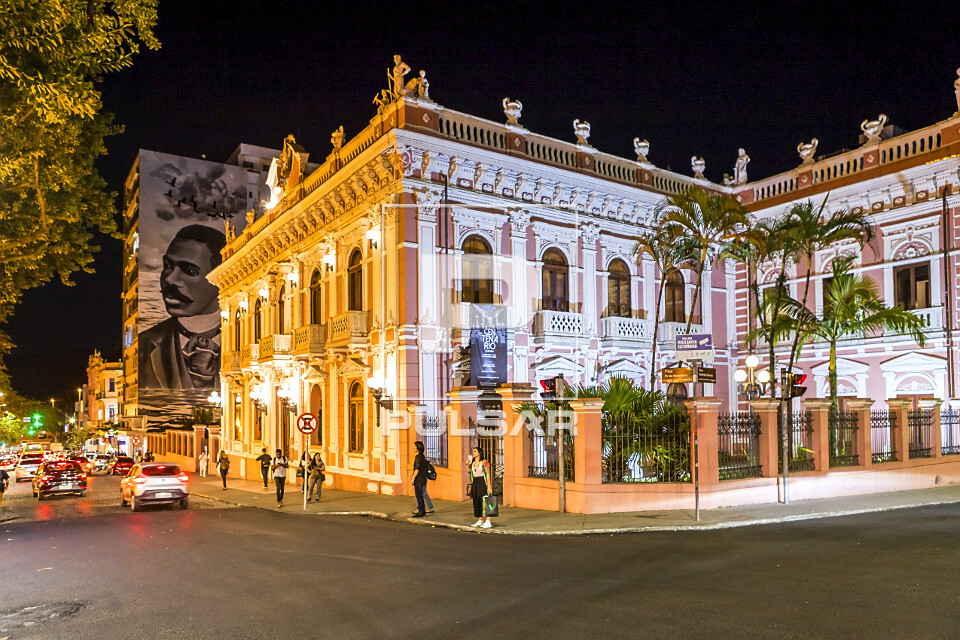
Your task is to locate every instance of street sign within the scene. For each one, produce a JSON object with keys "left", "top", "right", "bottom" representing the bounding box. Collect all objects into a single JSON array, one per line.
[
  {"left": 296, "top": 413, "right": 318, "bottom": 434},
  {"left": 661, "top": 367, "right": 693, "bottom": 383},
  {"left": 675, "top": 333, "right": 714, "bottom": 361},
  {"left": 696, "top": 367, "right": 717, "bottom": 384},
  {"left": 133, "top": 436, "right": 142, "bottom": 446}
]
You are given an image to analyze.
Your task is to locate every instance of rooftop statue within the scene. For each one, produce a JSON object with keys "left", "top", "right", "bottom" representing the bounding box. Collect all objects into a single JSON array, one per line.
[
  {"left": 861, "top": 113, "right": 887, "bottom": 144},
  {"left": 390, "top": 55, "right": 411, "bottom": 98},
  {"left": 331, "top": 126, "right": 344, "bottom": 152},
  {"left": 633, "top": 138, "right": 650, "bottom": 163},
  {"left": 734, "top": 148, "right": 750, "bottom": 185},
  {"left": 691, "top": 156, "right": 706, "bottom": 180},
  {"left": 797, "top": 138, "right": 819, "bottom": 165},
  {"left": 405, "top": 70, "right": 430, "bottom": 99},
  {"left": 503, "top": 98, "right": 523, "bottom": 125},
  {"left": 573, "top": 119, "right": 591, "bottom": 146},
  {"left": 954, "top": 68, "right": 960, "bottom": 116}
]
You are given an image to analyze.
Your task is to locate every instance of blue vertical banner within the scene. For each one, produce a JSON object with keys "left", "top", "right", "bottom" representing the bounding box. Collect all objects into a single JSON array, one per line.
[{"left": 469, "top": 304, "right": 507, "bottom": 389}]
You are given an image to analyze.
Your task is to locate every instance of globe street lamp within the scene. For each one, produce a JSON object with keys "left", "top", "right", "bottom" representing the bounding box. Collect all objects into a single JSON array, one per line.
[{"left": 734, "top": 354, "right": 771, "bottom": 401}]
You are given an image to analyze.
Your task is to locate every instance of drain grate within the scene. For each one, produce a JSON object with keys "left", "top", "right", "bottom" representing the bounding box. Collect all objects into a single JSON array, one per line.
[{"left": 0, "top": 601, "right": 85, "bottom": 633}]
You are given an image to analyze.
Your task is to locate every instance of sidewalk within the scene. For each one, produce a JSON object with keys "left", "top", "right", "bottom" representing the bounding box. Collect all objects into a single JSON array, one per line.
[{"left": 190, "top": 472, "right": 960, "bottom": 535}]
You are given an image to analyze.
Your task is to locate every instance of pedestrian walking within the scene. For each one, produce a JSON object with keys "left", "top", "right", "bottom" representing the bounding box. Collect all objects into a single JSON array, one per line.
[
  {"left": 0, "top": 467, "right": 8, "bottom": 508},
  {"left": 198, "top": 450, "right": 208, "bottom": 478},
  {"left": 306, "top": 453, "right": 325, "bottom": 502},
  {"left": 410, "top": 441, "right": 429, "bottom": 517},
  {"left": 298, "top": 450, "right": 310, "bottom": 495},
  {"left": 272, "top": 449, "right": 288, "bottom": 508},
  {"left": 256, "top": 447, "right": 271, "bottom": 488},
  {"left": 217, "top": 451, "right": 230, "bottom": 489},
  {"left": 468, "top": 446, "right": 493, "bottom": 528}
]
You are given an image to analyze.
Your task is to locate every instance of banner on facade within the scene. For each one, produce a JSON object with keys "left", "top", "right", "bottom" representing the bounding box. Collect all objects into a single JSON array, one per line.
[{"left": 468, "top": 304, "right": 507, "bottom": 390}]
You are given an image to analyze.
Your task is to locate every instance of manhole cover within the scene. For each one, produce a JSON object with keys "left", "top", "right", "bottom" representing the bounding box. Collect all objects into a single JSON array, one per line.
[{"left": 0, "top": 601, "right": 85, "bottom": 632}]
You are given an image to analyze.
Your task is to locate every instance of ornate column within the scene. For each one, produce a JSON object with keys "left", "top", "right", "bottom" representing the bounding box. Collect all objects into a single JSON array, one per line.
[
  {"left": 508, "top": 209, "right": 531, "bottom": 327},
  {"left": 803, "top": 398, "right": 832, "bottom": 472},
  {"left": 751, "top": 398, "right": 781, "bottom": 477},
  {"left": 497, "top": 383, "right": 536, "bottom": 506},
  {"left": 847, "top": 398, "right": 875, "bottom": 467},
  {"left": 581, "top": 223, "right": 599, "bottom": 335},
  {"left": 886, "top": 397, "right": 912, "bottom": 462}
]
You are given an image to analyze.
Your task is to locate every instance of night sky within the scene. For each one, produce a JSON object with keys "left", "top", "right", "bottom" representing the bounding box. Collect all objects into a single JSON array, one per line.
[{"left": 6, "top": 0, "right": 960, "bottom": 404}]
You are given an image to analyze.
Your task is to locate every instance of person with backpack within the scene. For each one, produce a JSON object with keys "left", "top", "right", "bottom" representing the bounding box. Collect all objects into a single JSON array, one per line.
[
  {"left": 255, "top": 447, "right": 271, "bottom": 489},
  {"left": 272, "top": 449, "right": 289, "bottom": 508},
  {"left": 409, "top": 441, "right": 433, "bottom": 518},
  {"left": 216, "top": 451, "right": 230, "bottom": 489}
]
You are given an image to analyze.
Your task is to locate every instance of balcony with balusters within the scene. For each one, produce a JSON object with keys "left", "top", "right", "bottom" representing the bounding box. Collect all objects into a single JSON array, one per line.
[
  {"left": 328, "top": 311, "right": 369, "bottom": 347},
  {"left": 533, "top": 309, "right": 585, "bottom": 344},
  {"left": 600, "top": 316, "right": 652, "bottom": 349},
  {"left": 292, "top": 324, "right": 326, "bottom": 357},
  {"left": 258, "top": 334, "right": 292, "bottom": 362}
]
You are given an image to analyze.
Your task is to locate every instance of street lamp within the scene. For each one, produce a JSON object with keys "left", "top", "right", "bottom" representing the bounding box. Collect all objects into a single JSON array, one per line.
[
  {"left": 367, "top": 376, "right": 393, "bottom": 436},
  {"left": 250, "top": 383, "right": 268, "bottom": 413},
  {"left": 734, "top": 354, "right": 771, "bottom": 400},
  {"left": 276, "top": 381, "right": 297, "bottom": 412}
]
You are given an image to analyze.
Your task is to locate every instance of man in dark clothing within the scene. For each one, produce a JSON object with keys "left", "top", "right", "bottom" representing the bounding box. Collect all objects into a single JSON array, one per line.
[
  {"left": 409, "top": 441, "right": 428, "bottom": 517},
  {"left": 255, "top": 448, "right": 272, "bottom": 488},
  {"left": 0, "top": 468, "right": 8, "bottom": 508}
]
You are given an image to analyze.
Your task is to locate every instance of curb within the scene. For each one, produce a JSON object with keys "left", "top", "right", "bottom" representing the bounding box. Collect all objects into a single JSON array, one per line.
[{"left": 193, "top": 491, "right": 960, "bottom": 536}]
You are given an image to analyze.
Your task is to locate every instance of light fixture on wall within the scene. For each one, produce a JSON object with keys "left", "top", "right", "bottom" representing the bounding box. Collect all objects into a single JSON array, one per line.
[
  {"left": 258, "top": 287, "right": 269, "bottom": 300},
  {"left": 220, "top": 309, "right": 229, "bottom": 320},
  {"left": 207, "top": 390, "right": 222, "bottom": 407},
  {"left": 323, "top": 252, "right": 335, "bottom": 272},
  {"left": 286, "top": 271, "right": 299, "bottom": 285},
  {"left": 367, "top": 376, "right": 393, "bottom": 410},
  {"left": 277, "top": 380, "right": 297, "bottom": 412},
  {"left": 250, "top": 383, "right": 268, "bottom": 413},
  {"left": 238, "top": 298, "right": 248, "bottom": 311},
  {"left": 366, "top": 227, "right": 380, "bottom": 250}
]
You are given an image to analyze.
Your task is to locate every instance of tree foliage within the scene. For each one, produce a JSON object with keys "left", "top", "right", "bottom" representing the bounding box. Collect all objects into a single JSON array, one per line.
[{"left": 0, "top": 0, "right": 159, "bottom": 338}]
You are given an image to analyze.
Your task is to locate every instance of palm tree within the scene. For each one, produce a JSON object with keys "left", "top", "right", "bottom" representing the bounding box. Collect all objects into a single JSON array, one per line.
[
  {"left": 789, "top": 256, "right": 927, "bottom": 412},
  {"left": 635, "top": 223, "right": 689, "bottom": 391},
  {"left": 784, "top": 198, "right": 875, "bottom": 378},
  {"left": 656, "top": 187, "right": 753, "bottom": 334}
]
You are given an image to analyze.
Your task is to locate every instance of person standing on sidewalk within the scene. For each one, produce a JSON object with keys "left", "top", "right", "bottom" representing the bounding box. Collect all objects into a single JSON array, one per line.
[
  {"left": 468, "top": 446, "right": 492, "bottom": 528},
  {"left": 198, "top": 449, "right": 208, "bottom": 478},
  {"left": 410, "top": 441, "right": 429, "bottom": 517},
  {"left": 0, "top": 467, "right": 8, "bottom": 508},
  {"left": 216, "top": 451, "right": 230, "bottom": 490},
  {"left": 272, "top": 449, "right": 288, "bottom": 508},
  {"left": 256, "top": 448, "right": 271, "bottom": 489},
  {"left": 306, "top": 453, "right": 325, "bottom": 502}
]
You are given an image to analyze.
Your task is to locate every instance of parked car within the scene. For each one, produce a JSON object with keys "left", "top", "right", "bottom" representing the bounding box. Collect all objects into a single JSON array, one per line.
[
  {"left": 120, "top": 463, "right": 189, "bottom": 511},
  {"left": 0, "top": 455, "right": 17, "bottom": 471},
  {"left": 107, "top": 456, "right": 134, "bottom": 475},
  {"left": 15, "top": 452, "right": 44, "bottom": 482},
  {"left": 33, "top": 460, "right": 87, "bottom": 499}
]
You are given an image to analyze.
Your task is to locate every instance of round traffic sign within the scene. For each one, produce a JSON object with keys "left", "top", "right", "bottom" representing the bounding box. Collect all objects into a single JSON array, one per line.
[
  {"left": 297, "top": 413, "right": 318, "bottom": 434},
  {"left": 133, "top": 436, "right": 142, "bottom": 445}
]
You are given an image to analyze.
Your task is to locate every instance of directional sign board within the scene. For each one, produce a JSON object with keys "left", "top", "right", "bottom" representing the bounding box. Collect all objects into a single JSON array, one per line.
[
  {"left": 661, "top": 367, "right": 693, "bottom": 384},
  {"left": 675, "top": 333, "right": 714, "bottom": 361},
  {"left": 696, "top": 367, "right": 717, "bottom": 384}
]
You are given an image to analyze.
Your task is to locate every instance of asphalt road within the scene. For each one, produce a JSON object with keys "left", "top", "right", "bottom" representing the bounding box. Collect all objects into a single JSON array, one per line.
[{"left": 1, "top": 477, "right": 959, "bottom": 639}]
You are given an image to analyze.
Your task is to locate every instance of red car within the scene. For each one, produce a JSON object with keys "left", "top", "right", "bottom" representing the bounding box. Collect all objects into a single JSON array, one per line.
[
  {"left": 33, "top": 460, "right": 87, "bottom": 499},
  {"left": 109, "top": 456, "right": 135, "bottom": 475}
]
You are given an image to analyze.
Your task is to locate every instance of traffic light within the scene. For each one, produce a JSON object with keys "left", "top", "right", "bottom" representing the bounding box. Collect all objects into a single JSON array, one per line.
[
  {"left": 539, "top": 375, "right": 567, "bottom": 403},
  {"left": 784, "top": 373, "right": 808, "bottom": 398}
]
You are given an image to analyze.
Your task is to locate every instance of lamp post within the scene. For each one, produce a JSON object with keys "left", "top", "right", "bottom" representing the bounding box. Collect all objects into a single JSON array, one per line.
[{"left": 733, "top": 354, "right": 771, "bottom": 401}]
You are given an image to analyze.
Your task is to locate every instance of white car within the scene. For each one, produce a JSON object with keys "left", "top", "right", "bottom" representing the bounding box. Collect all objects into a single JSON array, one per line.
[
  {"left": 15, "top": 452, "right": 44, "bottom": 482},
  {"left": 120, "top": 462, "right": 189, "bottom": 511}
]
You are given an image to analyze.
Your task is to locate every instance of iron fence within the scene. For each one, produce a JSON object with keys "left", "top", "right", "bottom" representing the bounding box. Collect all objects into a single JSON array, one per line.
[
  {"left": 717, "top": 412, "right": 762, "bottom": 480},
  {"left": 942, "top": 409, "right": 960, "bottom": 456},
  {"left": 420, "top": 415, "right": 448, "bottom": 468},
  {"left": 527, "top": 429, "right": 575, "bottom": 482},
  {"left": 829, "top": 411, "right": 859, "bottom": 467},
  {"left": 777, "top": 411, "right": 815, "bottom": 472},
  {"left": 600, "top": 410, "right": 691, "bottom": 483},
  {"left": 870, "top": 410, "right": 896, "bottom": 463},
  {"left": 908, "top": 409, "right": 932, "bottom": 458}
]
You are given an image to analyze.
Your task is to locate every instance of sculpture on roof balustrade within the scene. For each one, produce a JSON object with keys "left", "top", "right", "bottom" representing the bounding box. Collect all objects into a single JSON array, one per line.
[
  {"left": 503, "top": 98, "right": 523, "bottom": 125},
  {"left": 573, "top": 119, "right": 591, "bottom": 146},
  {"left": 389, "top": 55, "right": 411, "bottom": 97},
  {"left": 405, "top": 70, "right": 430, "bottom": 100},
  {"left": 860, "top": 114, "right": 887, "bottom": 144},
  {"left": 691, "top": 156, "right": 706, "bottom": 180},
  {"left": 954, "top": 68, "right": 960, "bottom": 116},
  {"left": 798, "top": 138, "right": 819, "bottom": 165},
  {"left": 331, "top": 126, "right": 344, "bottom": 152},
  {"left": 733, "top": 148, "right": 750, "bottom": 185},
  {"left": 633, "top": 138, "right": 650, "bottom": 163}
]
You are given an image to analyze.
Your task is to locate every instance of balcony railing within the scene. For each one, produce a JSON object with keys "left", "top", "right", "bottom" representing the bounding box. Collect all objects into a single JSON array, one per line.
[
  {"left": 533, "top": 310, "right": 584, "bottom": 338},
  {"left": 910, "top": 307, "right": 943, "bottom": 331},
  {"left": 658, "top": 321, "right": 705, "bottom": 345},
  {"left": 221, "top": 350, "right": 241, "bottom": 373},
  {"left": 292, "top": 324, "right": 326, "bottom": 356},
  {"left": 259, "top": 334, "right": 292, "bottom": 361},
  {"left": 328, "top": 311, "right": 369, "bottom": 345},
  {"left": 240, "top": 343, "right": 259, "bottom": 368},
  {"left": 600, "top": 316, "right": 652, "bottom": 342}
]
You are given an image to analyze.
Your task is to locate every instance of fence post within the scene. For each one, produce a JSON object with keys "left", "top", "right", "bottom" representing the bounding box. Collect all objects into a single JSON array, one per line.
[
  {"left": 685, "top": 397, "right": 721, "bottom": 486},
  {"left": 802, "top": 398, "right": 832, "bottom": 472},
  {"left": 496, "top": 384, "right": 537, "bottom": 507},
  {"left": 568, "top": 398, "right": 604, "bottom": 487},
  {"left": 445, "top": 387, "right": 479, "bottom": 500},
  {"left": 886, "top": 398, "right": 912, "bottom": 462},
  {"left": 919, "top": 398, "right": 943, "bottom": 458},
  {"left": 751, "top": 399, "right": 781, "bottom": 477},
  {"left": 847, "top": 399, "right": 874, "bottom": 468}
]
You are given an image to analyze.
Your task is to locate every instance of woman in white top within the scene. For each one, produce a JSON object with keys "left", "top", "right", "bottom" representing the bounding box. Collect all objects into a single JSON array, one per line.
[{"left": 468, "top": 446, "right": 493, "bottom": 528}]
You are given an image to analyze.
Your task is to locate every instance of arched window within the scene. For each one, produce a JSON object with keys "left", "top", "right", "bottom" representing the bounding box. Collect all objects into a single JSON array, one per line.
[
  {"left": 542, "top": 248, "right": 569, "bottom": 312},
  {"left": 254, "top": 298, "right": 263, "bottom": 341},
  {"left": 348, "top": 250, "right": 363, "bottom": 311},
  {"left": 607, "top": 259, "right": 631, "bottom": 318},
  {"left": 462, "top": 235, "right": 494, "bottom": 304},
  {"left": 310, "top": 269, "right": 323, "bottom": 324},
  {"left": 664, "top": 271, "right": 685, "bottom": 323},
  {"left": 253, "top": 401, "right": 262, "bottom": 442},
  {"left": 348, "top": 382, "right": 364, "bottom": 452},
  {"left": 309, "top": 384, "right": 323, "bottom": 446},
  {"left": 233, "top": 309, "right": 242, "bottom": 350},
  {"left": 277, "top": 285, "right": 286, "bottom": 334},
  {"left": 233, "top": 392, "right": 242, "bottom": 441}
]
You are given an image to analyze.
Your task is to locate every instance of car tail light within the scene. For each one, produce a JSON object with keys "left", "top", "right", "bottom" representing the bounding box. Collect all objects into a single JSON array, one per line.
[
  {"left": 134, "top": 477, "right": 146, "bottom": 484},
  {"left": 78, "top": 473, "right": 87, "bottom": 480},
  {"left": 178, "top": 474, "right": 189, "bottom": 482}
]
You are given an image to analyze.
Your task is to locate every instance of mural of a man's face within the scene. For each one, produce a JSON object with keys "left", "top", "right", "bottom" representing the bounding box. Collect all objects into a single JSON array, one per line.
[{"left": 160, "top": 238, "right": 219, "bottom": 317}]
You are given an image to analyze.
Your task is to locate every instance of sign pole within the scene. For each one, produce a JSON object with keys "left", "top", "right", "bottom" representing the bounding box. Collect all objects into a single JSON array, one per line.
[
  {"left": 692, "top": 364, "right": 699, "bottom": 521},
  {"left": 302, "top": 429, "right": 308, "bottom": 511}
]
